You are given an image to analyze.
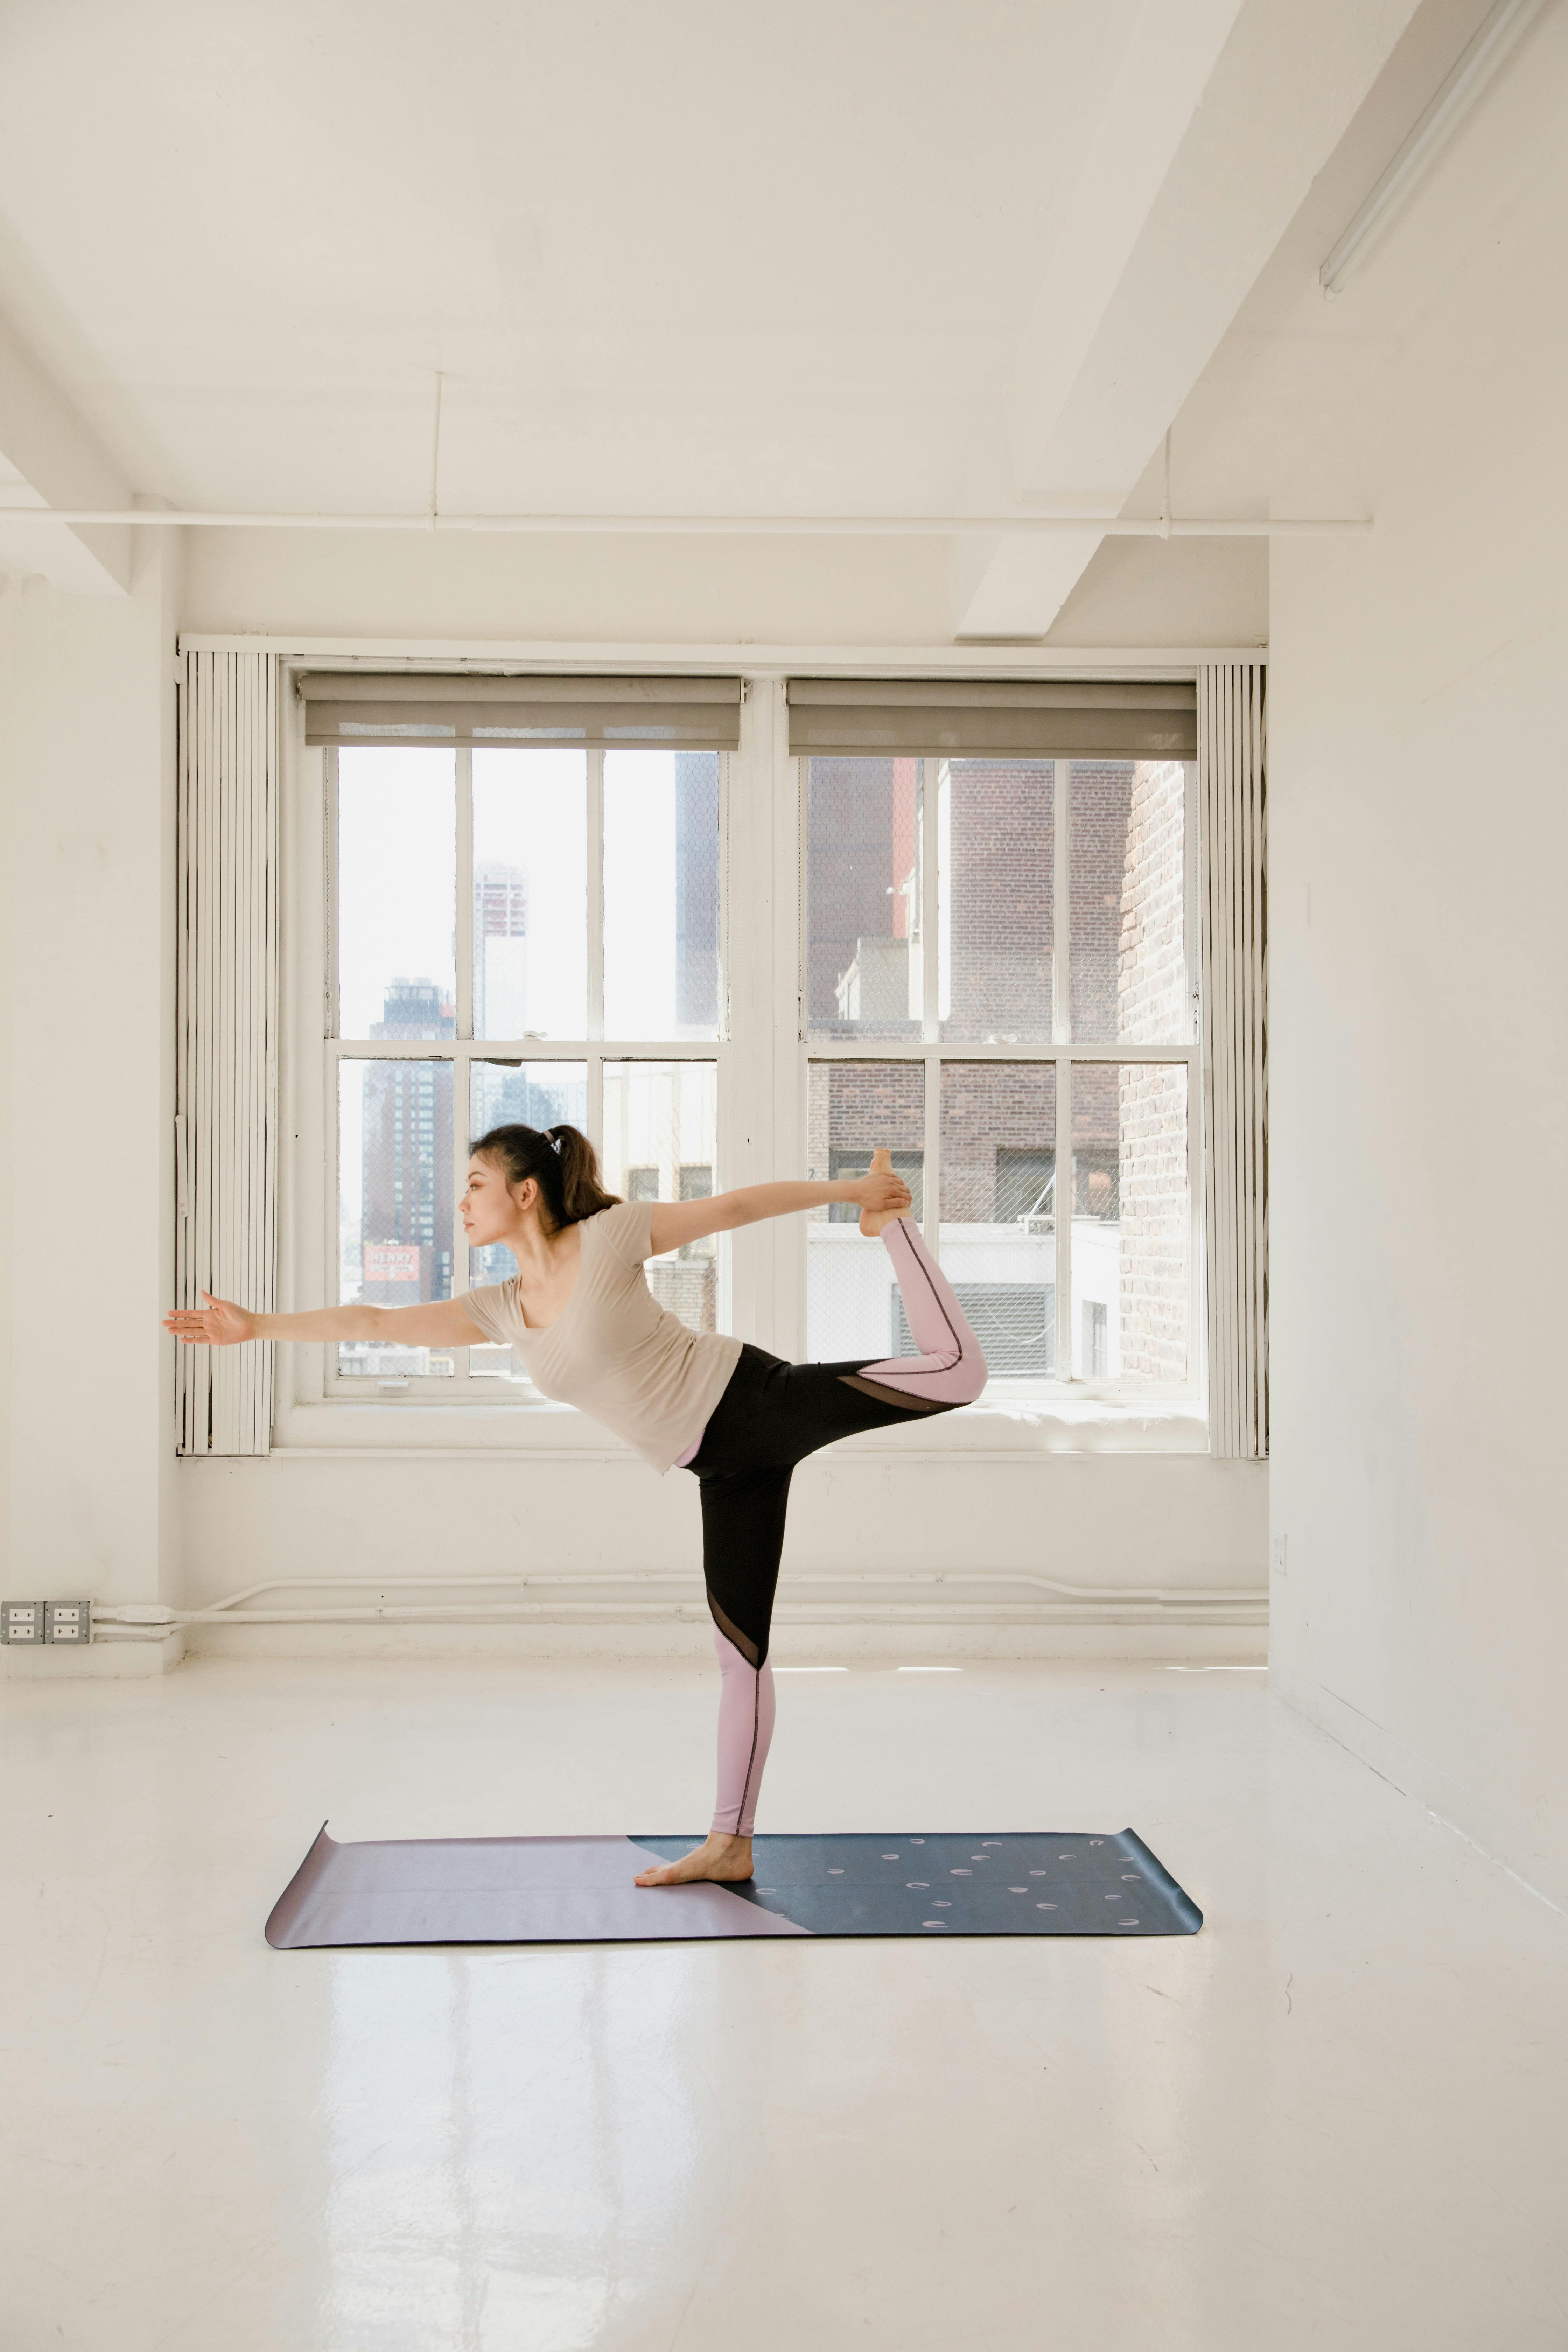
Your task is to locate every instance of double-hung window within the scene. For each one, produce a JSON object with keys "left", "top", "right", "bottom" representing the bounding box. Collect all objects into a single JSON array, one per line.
[
  {"left": 309, "top": 674, "right": 738, "bottom": 1396},
  {"left": 794, "top": 678, "right": 1200, "bottom": 1400}
]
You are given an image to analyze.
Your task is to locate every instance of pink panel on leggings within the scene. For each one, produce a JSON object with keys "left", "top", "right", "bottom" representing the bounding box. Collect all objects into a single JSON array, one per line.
[
  {"left": 856, "top": 1218, "right": 988, "bottom": 1406},
  {"left": 710, "top": 1628, "right": 776, "bottom": 1837}
]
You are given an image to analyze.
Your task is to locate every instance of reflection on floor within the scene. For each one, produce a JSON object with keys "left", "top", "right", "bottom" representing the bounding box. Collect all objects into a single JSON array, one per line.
[{"left": 4, "top": 1654, "right": 1565, "bottom": 2351}]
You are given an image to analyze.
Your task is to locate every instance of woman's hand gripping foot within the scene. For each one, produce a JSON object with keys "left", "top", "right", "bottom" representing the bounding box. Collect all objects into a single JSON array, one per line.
[
  {"left": 856, "top": 1146, "right": 910, "bottom": 1238},
  {"left": 634, "top": 1832, "right": 755, "bottom": 1887}
]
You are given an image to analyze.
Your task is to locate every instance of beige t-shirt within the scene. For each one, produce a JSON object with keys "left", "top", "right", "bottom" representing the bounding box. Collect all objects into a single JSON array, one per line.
[{"left": 460, "top": 1200, "right": 742, "bottom": 1473}]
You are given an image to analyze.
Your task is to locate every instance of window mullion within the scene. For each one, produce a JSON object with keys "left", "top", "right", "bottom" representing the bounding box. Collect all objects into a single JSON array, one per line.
[
  {"left": 324, "top": 746, "right": 339, "bottom": 1040},
  {"left": 587, "top": 1051, "right": 604, "bottom": 1157},
  {"left": 456, "top": 747, "right": 473, "bottom": 1040},
  {"left": 921, "top": 757, "right": 940, "bottom": 1043},
  {"left": 1053, "top": 757, "right": 1072, "bottom": 1382},
  {"left": 923, "top": 1050, "right": 940, "bottom": 1255},
  {"left": 1052, "top": 756, "right": 1070, "bottom": 1045},
  {"left": 588, "top": 748, "right": 605, "bottom": 1042},
  {"left": 453, "top": 751, "right": 474, "bottom": 1379},
  {"left": 1057, "top": 1054, "right": 1073, "bottom": 1383}
]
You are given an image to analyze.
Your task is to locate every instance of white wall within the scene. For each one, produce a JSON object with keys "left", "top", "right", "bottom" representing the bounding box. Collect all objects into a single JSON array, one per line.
[
  {"left": 0, "top": 538, "right": 181, "bottom": 1616},
  {"left": 2, "top": 420, "right": 1269, "bottom": 1665},
  {"left": 177, "top": 1446, "right": 1266, "bottom": 1660},
  {"left": 1268, "top": 20, "right": 1568, "bottom": 1900}
]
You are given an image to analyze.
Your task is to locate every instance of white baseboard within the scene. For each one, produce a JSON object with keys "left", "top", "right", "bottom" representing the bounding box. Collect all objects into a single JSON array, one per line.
[{"left": 183, "top": 1613, "right": 1266, "bottom": 1664}]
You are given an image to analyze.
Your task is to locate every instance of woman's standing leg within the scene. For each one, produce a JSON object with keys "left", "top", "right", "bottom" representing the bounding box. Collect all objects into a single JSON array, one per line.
[
  {"left": 710, "top": 1627, "right": 776, "bottom": 1836},
  {"left": 634, "top": 1447, "right": 794, "bottom": 1886}
]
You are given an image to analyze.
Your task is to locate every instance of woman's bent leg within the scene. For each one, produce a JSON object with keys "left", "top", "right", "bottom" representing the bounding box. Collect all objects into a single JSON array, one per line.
[
  {"left": 842, "top": 1217, "right": 988, "bottom": 1410},
  {"left": 710, "top": 1628, "right": 777, "bottom": 1836}
]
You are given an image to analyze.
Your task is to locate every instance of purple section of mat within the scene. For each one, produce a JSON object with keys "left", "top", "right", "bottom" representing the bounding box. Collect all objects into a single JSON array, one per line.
[{"left": 264, "top": 1825, "right": 812, "bottom": 1947}]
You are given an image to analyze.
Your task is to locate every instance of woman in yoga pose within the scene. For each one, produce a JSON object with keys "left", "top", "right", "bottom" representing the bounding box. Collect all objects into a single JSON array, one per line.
[{"left": 164, "top": 1127, "right": 987, "bottom": 1886}]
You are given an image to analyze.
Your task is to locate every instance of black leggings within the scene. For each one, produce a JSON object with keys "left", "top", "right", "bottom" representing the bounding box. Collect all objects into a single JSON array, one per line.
[{"left": 687, "top": 1343, "right": 963, "bottom": 1669}]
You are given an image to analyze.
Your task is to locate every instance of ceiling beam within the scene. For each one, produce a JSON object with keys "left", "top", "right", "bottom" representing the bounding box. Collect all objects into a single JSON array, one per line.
[
  {"left": 0, "top": 314, "right": 133, "bottom": 594},
  {"left": 956, "top": 0, "right": 1424, "bottom": 640}
]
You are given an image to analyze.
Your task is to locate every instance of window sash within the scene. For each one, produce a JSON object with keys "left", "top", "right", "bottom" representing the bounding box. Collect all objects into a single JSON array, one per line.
[
  {"left": 799, "top": 754, "right": 1203, "bottom": 1401},
  {"left": 324, "top": 743, "right": 730, "bottom": 1395},
  {"left": 292, "top": 702, "right": 1206, "bottom": 1425}
]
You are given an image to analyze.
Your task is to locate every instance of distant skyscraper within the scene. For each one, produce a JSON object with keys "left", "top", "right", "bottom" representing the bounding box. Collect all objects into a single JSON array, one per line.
[
  {"left": 474, "top": 859, "right": 528, "bottom": 1037},
  {"left": 362, "top": 978, "right": 455, "bottom": 1304}
]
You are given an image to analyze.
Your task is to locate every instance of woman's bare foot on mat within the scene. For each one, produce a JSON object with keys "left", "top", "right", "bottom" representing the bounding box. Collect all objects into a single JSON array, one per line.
[
  {"left": 859, "top": 1146, "right": 908, "bottom": 1238},
  {"left": 634, "top": 1833, "right": 754, "bottom": 1886}
]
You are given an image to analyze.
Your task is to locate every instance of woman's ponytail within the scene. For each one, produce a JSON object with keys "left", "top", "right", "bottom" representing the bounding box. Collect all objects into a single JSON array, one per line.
[
  {"left": 546, "top": 1125, "right": 620, "bottom": 1223},
  {"left": 470, "top": 1121, "right": 621, "bottom": 1229}
]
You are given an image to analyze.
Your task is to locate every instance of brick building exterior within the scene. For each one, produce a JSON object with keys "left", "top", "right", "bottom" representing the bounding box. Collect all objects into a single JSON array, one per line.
[{"left": 806, "top": 755, "right": 1190, "bottom": 1381}]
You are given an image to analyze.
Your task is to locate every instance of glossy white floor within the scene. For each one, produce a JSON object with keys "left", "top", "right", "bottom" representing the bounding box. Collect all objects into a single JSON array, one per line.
[{"left": 3, "top": 1653, "right": 1565, "bottom": 2352}]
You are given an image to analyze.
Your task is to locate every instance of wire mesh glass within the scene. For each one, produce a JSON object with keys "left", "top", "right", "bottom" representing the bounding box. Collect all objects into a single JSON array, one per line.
[
  {"left": 603, "top": 752, "right": 721, "bottom": 1040},
  {"left": 1071, "top": 1062, "right": 1189, "bottom": 1383},
  {"left": 337, "top": 1058, "right": 455, "bottom": 1378},
  {"left": 601, "top": 1062, "right": 720, "bottom": 1333},
  {"left": 805, "top": 758, "right": 924, "bottom": 1041},
  {"left": 1068, "top": 760, "right": 1189, "bottom": 1043},
  {"left": 805, "top": 1062, "right": 925, "bottom": 1360},
  {"left": 940, "top": 759, "right": 1055, "bottom": 1045},
  {"left": 336, "top": 748, "right": 455, "bottom": 1040},
  {"left": 471, "top": 750, "right": 587, "bottom": 1039},
  {"left": 934, "top": 1063, "right": 1056, "bottom": 1377}
]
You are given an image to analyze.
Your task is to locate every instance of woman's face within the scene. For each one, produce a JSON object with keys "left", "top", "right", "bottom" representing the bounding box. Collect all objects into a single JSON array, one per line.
[{"left": 460, "top": 1155, "right": 535, "bottom": 1247}]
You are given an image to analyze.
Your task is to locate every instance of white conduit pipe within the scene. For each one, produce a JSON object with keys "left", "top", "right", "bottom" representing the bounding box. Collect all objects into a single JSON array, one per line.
[
  {"left": 1, "top": 507, "right": 1369, "bottom": 539},
  {"left": 92, "top": 1568, "right": 1264, "bottom": 1637}
]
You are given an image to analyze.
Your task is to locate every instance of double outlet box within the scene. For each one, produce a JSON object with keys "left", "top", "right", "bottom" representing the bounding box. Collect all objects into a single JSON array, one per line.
[{"left": 1, "top": 1600, "right": 93, "bottom": 1646}]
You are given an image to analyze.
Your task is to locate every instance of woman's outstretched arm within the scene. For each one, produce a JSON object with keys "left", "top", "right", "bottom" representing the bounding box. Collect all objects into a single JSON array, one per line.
[
  {"left": 163, "top": 1294, "right": 488, "bottom": 1348},
  {"left": 648, "top": 1170, "right": 910, "bottom": 1257}
]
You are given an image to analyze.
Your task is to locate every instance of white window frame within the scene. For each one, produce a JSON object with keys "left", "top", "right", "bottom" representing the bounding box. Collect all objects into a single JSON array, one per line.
[
  {"left": 285, "top": 721, "right": 735, "bottom": 1416},
  {"left": 798, "top": 752, "right": 1204, "bottom": 1410},
  {"left": 275, "top": 672, "right": 1206, "bottom": 1446}
]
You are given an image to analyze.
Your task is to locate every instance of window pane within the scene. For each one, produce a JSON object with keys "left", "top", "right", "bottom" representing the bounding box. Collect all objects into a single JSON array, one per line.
[
  {"left": 941, "top": 759, "right": 1055, "bottom": 1044},
  {"left": 937, "top": 1063, "right": 1056, "bottom": 1377},
  {"left": 603, "top": 752, "right": 720, "bottom": 1040},
  {"left": 466, "top": 1061, "right": 588, "bottom": 1385},
  {"left": 472, "top": 750, "right": 587, "bottom": 1040},
  {"left": 601, "top": 1062, "right": 719, "bottom": 1333},
  {"left": 805, "top": 1062, "right": 925, "bottom": 1358},
  {"left": 337, "top": 1058, "right": 454, "bottom": 1378},
  {"left": 337, "top": 748, "right": 455, "bottom": 1039},
  {"left": 1071, "top": 1063, "right": 1189, "bottom": 1383},
  {"left": 1069, "top": 760, "right": 1189, "bottom": 1042},
  {"left": 806, "top": 758, "right": 923, "bottom": 1041}
]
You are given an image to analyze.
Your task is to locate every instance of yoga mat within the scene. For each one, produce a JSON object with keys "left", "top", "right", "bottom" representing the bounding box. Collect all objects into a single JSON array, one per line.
[{"left": 266, "top": 1826, "right": 1201, "bottom": 1948}]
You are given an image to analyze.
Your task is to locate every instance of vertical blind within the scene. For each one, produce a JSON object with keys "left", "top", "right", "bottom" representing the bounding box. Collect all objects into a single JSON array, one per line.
[
  {"left": 1198, "top": 662, "right": 1268, "bottom": 1460},
  {"left": 175, "top": 651, "right": 280, "bottom": 1455}
]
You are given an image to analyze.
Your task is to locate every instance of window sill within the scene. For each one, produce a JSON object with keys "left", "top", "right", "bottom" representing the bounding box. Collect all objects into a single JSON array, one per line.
[{"left": 267, "top": 1391, "right": 1215, "bottom": 1458}]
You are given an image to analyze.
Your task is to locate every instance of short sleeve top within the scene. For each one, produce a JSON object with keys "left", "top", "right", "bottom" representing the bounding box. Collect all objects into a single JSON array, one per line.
[{"left": 460, "top": 1200, "right": 742, "bottom": 1472}]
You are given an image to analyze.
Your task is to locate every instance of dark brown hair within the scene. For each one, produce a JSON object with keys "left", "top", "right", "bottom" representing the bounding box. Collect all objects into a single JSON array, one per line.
[{"left": 470, "top": 1123, "right": 621, "bottom": 1230}]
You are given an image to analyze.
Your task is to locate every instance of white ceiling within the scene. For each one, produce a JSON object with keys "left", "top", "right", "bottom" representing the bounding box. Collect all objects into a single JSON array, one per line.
[
  {"left": 0, "top": 0, "right": 1528, "bottom": 630},
  {"left": 0, "top": 1, "right": 1142, "bottom": 516}
]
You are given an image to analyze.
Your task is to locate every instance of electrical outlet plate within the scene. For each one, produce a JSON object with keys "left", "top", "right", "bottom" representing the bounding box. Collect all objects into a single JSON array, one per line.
[
  {"left": 1, "top": 1601, "right": 46, "bottom": 1644},
  {"left": 44, "top": 1600, "right": 93, "bottom": 1645}
]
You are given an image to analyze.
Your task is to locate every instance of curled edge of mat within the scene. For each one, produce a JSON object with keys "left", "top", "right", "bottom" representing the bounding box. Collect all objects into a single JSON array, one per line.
[
  {"left": 1118, "top": 1826, "right": 1204, "bottom": 1933},
  {"left": 265, "top": 1822, "right": 336, "bottom": 1949}
]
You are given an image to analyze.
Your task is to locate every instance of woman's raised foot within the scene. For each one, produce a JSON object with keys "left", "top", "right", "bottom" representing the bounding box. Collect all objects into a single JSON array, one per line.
[
  {"left": 634, "top": 1832, "right": 754, "bottom": 1886},
  {"left": 859, "top": 1146, "right": 904, "bottom": 1237}
]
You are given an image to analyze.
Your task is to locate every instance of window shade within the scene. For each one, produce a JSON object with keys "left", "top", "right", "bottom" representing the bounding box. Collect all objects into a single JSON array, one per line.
[
  {"left": 785, "top": 678, "right": 1196, "bottom": 760},
  {"left": 299, "top": 673, "right": 743, "bottom": 751}
]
